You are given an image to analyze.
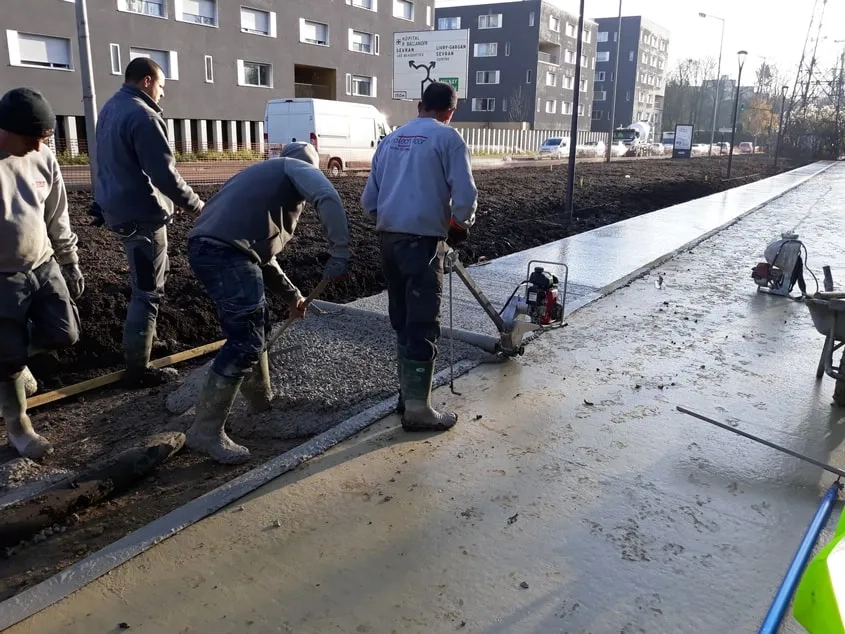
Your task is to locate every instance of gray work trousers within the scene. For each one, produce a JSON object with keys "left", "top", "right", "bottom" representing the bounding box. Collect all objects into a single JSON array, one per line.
[
  {"left": 0, "top": 258, "right": 80, "bottom": 379},
  {"left": 114, "top": 224, "right": 169, "bottom": 329}
]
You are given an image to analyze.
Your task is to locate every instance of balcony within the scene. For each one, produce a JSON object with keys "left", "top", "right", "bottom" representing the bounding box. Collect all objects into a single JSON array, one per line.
[
  {"left": 538, "top": 51, "right": 559, "bottom": 65},
  {"left": 538, "top": 41, "right": 560, "bottom": 66}
]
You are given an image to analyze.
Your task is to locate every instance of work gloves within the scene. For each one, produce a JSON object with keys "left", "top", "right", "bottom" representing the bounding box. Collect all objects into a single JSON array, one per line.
[
  {"left": 446, "top": 219, "right": 469, "bottom": 248},
  {"left": 62, "top": 263, "right": 85, "bottom": 299},
  {"left": 322, "top": 256, "right": 349, "bottom": 281}
]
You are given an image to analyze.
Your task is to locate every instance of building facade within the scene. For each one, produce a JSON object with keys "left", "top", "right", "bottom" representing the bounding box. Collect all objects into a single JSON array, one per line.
[
  {"left": 434, "top": 0, "right": 597, "bottom": 131},
  {"left": 2, "top": 0, "right": 435, "bottom": 154},
  {"left": 589, "top": 15, "right": 669, "bottom": 139}
]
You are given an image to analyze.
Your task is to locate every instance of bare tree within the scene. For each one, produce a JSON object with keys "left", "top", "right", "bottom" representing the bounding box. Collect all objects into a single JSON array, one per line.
[{"left": 507, "top": 85, "right": 531, "bottom": 124}]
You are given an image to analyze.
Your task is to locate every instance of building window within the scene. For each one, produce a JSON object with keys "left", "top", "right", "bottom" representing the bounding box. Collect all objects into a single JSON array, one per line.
[
  {"left": 614, "top": 31, "right": 618, "bottom": 42},
  {"left": 478, "top": 14, "right": 502, "bottom": 29},
  {"left": 129, "top": 47, "right": 177, "bottom": 78},
  {"left": 526, "top": 69, "right": 532, "bottom": 83},
  {"left": 545, "top": 99, "right": 556, "bottom": 113},
  {"left": 626, "top": 90, "right": 631, "bottom": 101},
  {"left": 502, "top": 98, "right": 508, "bottom": 112},
  {"left": 241, "top": 7, "right": 276, "bottom": 37},
  {"left": 438, "top": 17, "right": 460, "bottom": 30},
  {"left": 565, "top": 22, "right": 576, "bottom": 37},
  {"left": 349, "top": 30, "right": 379, "bottom": 54},
  {"left": 596, "top": 51, "right": 610, "bottom": 63},
  {"left": 595, "top": 71, "right": 605, "bottom": 81},
  {"left": 562, "top": 75, "right": 574, "bottom": 89},
  {"left": 6, "top": 32, "right": 73, "bottom": 70},
  {"left": 476, "top": 70, "right": 500, "bottom": 84},
  {"left": 580, "top": 78, "right": 588, "bottom": 91},
  {"left": 348, "top": 74, "right": 376, "bottom": 97},
  {"left": 629, "top": 50, "right": 634, "bottom": 62},
  {"left": 473, "top": 42, "right": 498, "bottom": 57},
  {"left": 564, "top": 49, "right": 575, "bottom": 64},
  {"left": 597, "top": 31, "right": 608, "bottom": 42},
  {"left": 109, "top": 43, "right": 121, "bottom": 74},
  {"left": 578, "top": 103, "right": 584, "bottom": 116},
  {"left": 204, "top": 54, "right": 213, "bottom": 82},
  {"left": 550, "top": 16, "right": 560, "bottom": 32},
  {"left": 118, "top": 0, "right": 165, "bottom": 18},
  {"left": 594, "top": 90, "right": 606, "bottom": 101},
  {"left": 545, "top": 71, "right": 556, "bottom": 86},
  {"left": 505, "top": 41, "right": 511, "bottom": 56},
  {"left": 581, "top": 54, "right": 588, "bottom": 68},
  {"left": 591, "top": 108, "right": 603, "bottom": 120},
  {"left": 529, "top": 12, "right": 535, "bottom": 27},
  {"left": 393, "top": 0, "right": 414, "bottom": 21},
  {"left": 642, "top": 52, "right": 648, "bottom": 63},
  {"left": 562, "top": 101, "right": 572, "bottom": 115},
  {"left": 177, "top": 0, "right": 217, "bottom": 26},
  {"left": 238, "top": 60, "right": 272, "bottom": 87},
  {"left": 472, "top": 98, "right": 495, "bottom": 112},
  {"left": 582, "top": 29, "right": 591, "bottom": 43},
  {"left": 300, "top": 20, "right": 329, "bottom": 46},
  {"left": 349, "top": 0, "right": 376, "bottom": 11}
]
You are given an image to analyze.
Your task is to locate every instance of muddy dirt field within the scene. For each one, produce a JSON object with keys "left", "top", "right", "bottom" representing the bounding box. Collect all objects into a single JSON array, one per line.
[{"left": 0, "top": 155, "right": 801, "bottom": 603}]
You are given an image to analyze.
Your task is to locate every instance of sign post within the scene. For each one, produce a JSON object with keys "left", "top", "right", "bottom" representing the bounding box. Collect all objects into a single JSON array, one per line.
[
  {"left": 393, "top": 29, "right": 470, "bottom": 101},
  {"left": 672, "top": 123, "right": 694, "bottom": 158}
]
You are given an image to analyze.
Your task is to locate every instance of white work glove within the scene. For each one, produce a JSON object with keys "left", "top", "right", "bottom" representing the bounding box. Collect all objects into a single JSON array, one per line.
[{"left": 62, "top": 263, "right": 85, "bottom": 300}]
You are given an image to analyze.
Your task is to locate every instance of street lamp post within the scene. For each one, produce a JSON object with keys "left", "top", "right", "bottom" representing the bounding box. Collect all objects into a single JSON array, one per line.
[
  {"left": 727, "top": 50, "right": 748, "bottom": 179},
  {"left": 606, "top": 0, "right": 622, "bottom": 163},
  {"left": 774, "top": 85, "right": 789, "bottom": 168},
  {"left": 699, "top": 12, "right": 725, "bottom": 158}
]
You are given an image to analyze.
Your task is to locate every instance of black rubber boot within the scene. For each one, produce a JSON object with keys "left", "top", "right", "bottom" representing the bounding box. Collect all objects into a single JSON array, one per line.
[{"left": 396, "top": 343, "right": 407, "bottom": 414}]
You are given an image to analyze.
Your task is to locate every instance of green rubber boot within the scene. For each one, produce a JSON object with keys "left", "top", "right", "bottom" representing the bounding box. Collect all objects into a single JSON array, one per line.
[
  {"left": 1, "top": 372, "right": 53, "bottom": 460},
  {"left": 400, "top": 358, "right": 457, "bottom": 432},
  {"left": 185, "top": 370, "right": 250, "bottom": 465},
  {"left": 123, "top": 319, "right": 176, "bottom": 388},
  {"left": 240, "top": 351, "right": 274, "bottom": 414}
]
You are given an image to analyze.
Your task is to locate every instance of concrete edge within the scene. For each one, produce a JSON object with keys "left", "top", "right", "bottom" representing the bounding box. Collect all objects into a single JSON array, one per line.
[{"left": 0, "top": 359, "right": 480, "bottom": 631}]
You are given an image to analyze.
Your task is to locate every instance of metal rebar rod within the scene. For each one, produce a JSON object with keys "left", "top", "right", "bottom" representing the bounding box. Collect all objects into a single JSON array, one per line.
[
  {"left": 758, "top": 480, "right": 841, "bottom": 634},
  {"left": 676, "top": 406, "right": 845, "bottom": 479}
]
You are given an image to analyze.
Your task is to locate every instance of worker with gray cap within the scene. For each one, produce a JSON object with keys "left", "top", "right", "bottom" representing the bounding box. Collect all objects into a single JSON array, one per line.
[
  {"left": 0, "top": 87, "right": 84, "bottom": 459},
  {"left": 185, "top": 142, "right": 350, "bottom": 464}
]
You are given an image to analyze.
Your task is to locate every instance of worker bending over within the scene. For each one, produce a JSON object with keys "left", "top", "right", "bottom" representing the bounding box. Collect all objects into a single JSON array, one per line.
[
  {"left": 361, "top": 82, "right": 478, "bottom": 432},
  {"left": 94, "top": 57, "right": 204, "bottom": 387},
  {"left": 0, "top": 88, "right": 84, "bottom": 459},
  {"left": 186, "top": 142, "right": 350, "bottom": 464}
]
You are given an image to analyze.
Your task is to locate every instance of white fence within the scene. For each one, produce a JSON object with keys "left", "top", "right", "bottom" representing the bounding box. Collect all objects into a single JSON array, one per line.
[{"left": 453, "top": 128, "right": 608, "bottom": 155}]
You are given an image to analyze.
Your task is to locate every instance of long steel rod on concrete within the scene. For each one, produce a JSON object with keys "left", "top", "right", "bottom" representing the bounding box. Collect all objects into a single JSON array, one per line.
[
  {"left": 676, "top": 406, "right": 845, "bottom": 479},
  {"left": 758, "top": 480, "right": 841, "bottom": 634}
]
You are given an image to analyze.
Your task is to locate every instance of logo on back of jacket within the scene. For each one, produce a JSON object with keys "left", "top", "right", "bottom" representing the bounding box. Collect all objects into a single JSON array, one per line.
[{"left": 390, "top": 134, "right": 428, "bottom": 151}]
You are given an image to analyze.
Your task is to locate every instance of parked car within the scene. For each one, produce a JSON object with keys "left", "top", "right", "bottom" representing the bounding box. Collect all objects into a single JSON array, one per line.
[
  {"left": 651, "top": 142, "right": 665, "bottom": 155},
  {"left": 691, "top": 143, "right": 710, "bottom": 155},
  {"left": 609, "top": 141, "right": 628, "bottom": 157},
  {"left": 738, "top": 142, "right": 754, "bottom": 154},
  {"left": 577, "top": 140, "right": 606, "bottom": 157},
  {"left": 538, "top": 136, "right": 571, "bottom": 159}
]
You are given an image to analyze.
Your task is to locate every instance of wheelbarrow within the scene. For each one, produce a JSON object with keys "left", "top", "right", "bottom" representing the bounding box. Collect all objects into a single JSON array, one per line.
[{"left": 804, "top": 292, "right": 845, "bottom": 406}]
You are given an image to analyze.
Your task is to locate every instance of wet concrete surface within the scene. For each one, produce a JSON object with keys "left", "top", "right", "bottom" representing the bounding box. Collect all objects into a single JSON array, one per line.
[{"left": 6, "top": 162, "right": 845, "bottom": 633}]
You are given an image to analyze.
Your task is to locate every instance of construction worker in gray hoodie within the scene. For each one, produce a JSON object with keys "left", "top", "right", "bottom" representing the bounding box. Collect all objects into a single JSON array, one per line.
[
  {"left": 94, "top": 57, "right": 204, "bottom": 388},
  {"left": 0, "top": 88, "right": 85, "bottom": 459},
  {"left": 361, "top": 82, "right": 478, "bottom": 432},
  {"left": 186, "top": 142, "right": 350, "bottom": 464}
]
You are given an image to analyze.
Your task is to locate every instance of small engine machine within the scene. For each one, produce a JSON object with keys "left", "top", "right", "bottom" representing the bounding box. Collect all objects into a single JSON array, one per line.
[
  {"left": 525, "top": 267, "right": 564, "bottom": 325},
  {"left": 751, "top": 232, "right": 808, "bottom": 297}
]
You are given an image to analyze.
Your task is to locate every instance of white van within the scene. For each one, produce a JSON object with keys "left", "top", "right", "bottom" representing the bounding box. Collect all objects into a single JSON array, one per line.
[{"left": 264, "top": 98, "right": 391, "bottom": 176}]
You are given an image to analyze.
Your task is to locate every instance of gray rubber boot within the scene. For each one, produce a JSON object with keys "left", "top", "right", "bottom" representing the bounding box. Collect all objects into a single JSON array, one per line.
[
  {"left": 123, "top": 320, "right": 177, "bottom": 388},
  {"left": 240, "top": 351, "right": 274, "bottom": 414},
  {"left": 185, "top": 370, "right": 250, "bottom": 464},
  {"left": 401, "top": 358, "right": 457, "bottom": 432},
  {"left": 396, "top": 343, "right": 407, "bottom": 414},
  {"left": 1, "top": 372, "right": 53, "bottom": 460},
  {"left": 21, "top": 366, "right": 37, "bottom": 397}
]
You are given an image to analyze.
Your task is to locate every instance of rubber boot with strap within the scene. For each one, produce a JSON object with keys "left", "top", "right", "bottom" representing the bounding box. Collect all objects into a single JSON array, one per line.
[
  {"left": 400, "top": 358, "right": 457, "bottom": 431},
  {"left": 396, "top": 342, "right": 407, "bottom": 415},
  {"left": 240, "top": 351, "right": 274, "bottom": 414},
  {"left": 185, "top": 369, "right": 250, "bottom": 464},
  {"left": 1, "top": 371, "right": 53, "bottom": 460}
]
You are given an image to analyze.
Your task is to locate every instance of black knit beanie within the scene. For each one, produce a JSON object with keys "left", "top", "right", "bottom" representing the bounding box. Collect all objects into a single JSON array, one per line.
[{"left": 0, "top": 87, "right": 56, "bottom": 137}]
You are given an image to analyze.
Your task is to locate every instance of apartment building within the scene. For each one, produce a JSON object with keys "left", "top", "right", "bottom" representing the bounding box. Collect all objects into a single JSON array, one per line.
[
  {"left": 589, "top": 16, "right": 670, "bottom": 137},
  {"left": 2, "top": 0, "right": 435, "bottom": 154},
  {"left": 434, "top": 0, "right": 597, "bottom": 131}
]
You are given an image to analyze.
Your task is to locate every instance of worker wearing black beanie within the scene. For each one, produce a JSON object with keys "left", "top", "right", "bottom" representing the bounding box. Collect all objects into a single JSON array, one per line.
[{"left": 0, "top": 87, "right": 56, "bottom": 156}]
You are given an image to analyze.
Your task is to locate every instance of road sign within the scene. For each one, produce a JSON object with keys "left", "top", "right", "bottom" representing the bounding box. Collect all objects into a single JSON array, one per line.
[{"left": 392, "top": 29, "right": 470, "bottom": 101}]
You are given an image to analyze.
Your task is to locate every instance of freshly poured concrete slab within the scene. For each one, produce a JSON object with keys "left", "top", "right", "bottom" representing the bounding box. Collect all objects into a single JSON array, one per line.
[
  {"left": 349, "top": 161, "right": 833, "bottom": 339},
  {"left": 8, "top": 163, "right": 845, "bottom": 633}
]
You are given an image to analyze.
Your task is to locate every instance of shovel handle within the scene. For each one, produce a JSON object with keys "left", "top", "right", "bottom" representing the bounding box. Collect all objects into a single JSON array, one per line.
[{"left": 266, "top": 279, "right": 331, "bottom": 351}]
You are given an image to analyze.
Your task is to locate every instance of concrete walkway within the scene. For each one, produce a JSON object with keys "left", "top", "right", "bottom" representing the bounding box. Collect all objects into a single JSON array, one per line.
[{"left": 6, "top": 162, "right": 844, "bottom": 634}]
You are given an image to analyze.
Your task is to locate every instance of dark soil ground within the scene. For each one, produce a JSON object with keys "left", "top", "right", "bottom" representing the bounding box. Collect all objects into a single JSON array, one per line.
[{"left": 0, "top": 154, "right": 803, "bottom": 604}]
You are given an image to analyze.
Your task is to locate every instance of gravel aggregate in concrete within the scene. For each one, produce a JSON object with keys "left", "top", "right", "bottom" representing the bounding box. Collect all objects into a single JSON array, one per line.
[{"left": 167, "top": 309, "right": 491, "bottom": 439}]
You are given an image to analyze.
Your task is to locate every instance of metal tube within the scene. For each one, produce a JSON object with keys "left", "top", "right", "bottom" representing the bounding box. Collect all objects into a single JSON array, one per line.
[
  {"left": 706, "top": 17, "right": 725, "bottom": 158},
  {"left": 605, "top": 0, "right": 622, "bottom": 163},
  {"left": 565, "top": 0, "right": 586, "bottom": 217},
  {"left": 676, "top": 406, "right": 845, "bottom": 479},
  {"left": 727, "top": 55, "right": 746, "bottom": 179},
  {"left": 74, "top": 0, "right": 99, "bottom": 190},
  {"left": 758, "top": 480, "right": 841, "bottom": 634}
]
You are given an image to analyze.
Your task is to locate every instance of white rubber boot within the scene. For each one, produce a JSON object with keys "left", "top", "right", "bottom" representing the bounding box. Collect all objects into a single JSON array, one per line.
[
  {"left": 1, "top": 372, "right": 53, "bottom": 460},
  {"left": 185, "top": 370, "right": 250, "bottom": 464}
]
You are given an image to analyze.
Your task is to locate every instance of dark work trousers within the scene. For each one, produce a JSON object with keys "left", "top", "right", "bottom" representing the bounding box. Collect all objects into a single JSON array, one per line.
[
  {"left": 114, "top": 223, "right": 169, "bottom": 330},
  {"left": 0, "top": 259, "right": 80, "bottom": 379},
  {"left": 379, "top": 232, "right": 446, "bottom": 362},
  {"left": 188, "top": 237, "right": 270, "bottom": 379}
]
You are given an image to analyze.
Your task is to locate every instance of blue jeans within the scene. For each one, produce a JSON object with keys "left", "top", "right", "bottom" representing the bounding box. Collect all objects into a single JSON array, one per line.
[{"left": 188, "top": 237, "right": 269, "bottom": 379}]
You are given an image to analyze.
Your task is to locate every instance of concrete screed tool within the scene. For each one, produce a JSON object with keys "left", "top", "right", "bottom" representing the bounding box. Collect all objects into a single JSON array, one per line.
[{"left": 444, "top": 250, "right": 569, "bottom": 358}]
